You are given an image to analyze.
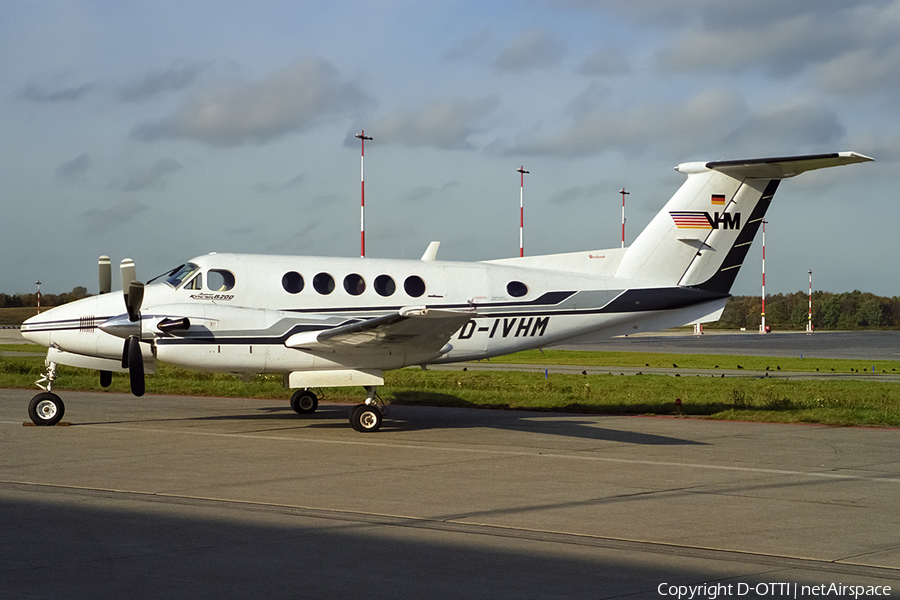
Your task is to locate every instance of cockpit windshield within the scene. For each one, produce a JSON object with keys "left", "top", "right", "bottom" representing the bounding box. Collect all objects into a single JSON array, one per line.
[{"left": 164, "top": 263, "right": 200, "bottom": 289}]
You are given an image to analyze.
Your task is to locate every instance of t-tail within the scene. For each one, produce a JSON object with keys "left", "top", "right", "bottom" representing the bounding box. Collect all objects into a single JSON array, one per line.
[{"left": 614, "top": 152, "right": 873, "bottom": 293}]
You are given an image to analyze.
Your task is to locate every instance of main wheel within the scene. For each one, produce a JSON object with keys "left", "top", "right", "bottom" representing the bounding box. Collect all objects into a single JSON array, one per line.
[
  {"left": 290, "top": 390, "right": 318, "bottom": 414},
  {"left": 28, "top": 392, "right": 65, "bottom": 426},
  {"left": 350, "top": 403, "right": 382, "bottom": 433}
]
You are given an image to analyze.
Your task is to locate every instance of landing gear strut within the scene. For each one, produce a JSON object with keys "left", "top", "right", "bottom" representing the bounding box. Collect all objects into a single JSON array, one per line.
[
  {"left": 29, "top": 361, "right": 65, "bottom": 426},
  {"left": 349, "top": 386, "right": 385, "bottom": 432}
]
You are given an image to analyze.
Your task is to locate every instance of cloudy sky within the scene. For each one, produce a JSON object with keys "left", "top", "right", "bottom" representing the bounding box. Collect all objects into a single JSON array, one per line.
[{"left": 3, "top": 0, "right": 898, "bottom": 298}]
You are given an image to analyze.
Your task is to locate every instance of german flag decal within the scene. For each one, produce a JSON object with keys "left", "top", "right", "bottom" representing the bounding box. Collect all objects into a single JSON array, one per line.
[
  {"left": 670, "top": 211, "right": 713, "bottom": 229},
  {"left": 711, "top": 194, "right": 726, "bottom": 205}
]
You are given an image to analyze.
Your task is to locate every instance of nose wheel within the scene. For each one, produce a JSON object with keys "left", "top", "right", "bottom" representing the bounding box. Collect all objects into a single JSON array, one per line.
[{"left": 28, "top": 392, "right": 65, "bottom": 426}]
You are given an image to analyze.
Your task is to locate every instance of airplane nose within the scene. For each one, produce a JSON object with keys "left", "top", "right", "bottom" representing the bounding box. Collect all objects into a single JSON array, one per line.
[{"left": 20, "top": 311, "right": 53, "bottom": 347}]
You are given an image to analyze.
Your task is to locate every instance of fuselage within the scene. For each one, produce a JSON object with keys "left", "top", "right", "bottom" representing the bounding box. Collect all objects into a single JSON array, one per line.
[{"left": 21, "top": 251, "right": 728, "bottom": 376}]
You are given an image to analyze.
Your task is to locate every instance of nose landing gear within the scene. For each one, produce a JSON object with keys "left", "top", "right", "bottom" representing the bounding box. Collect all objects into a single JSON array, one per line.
[{"left": 29, "top": 361, "right": 65, "bottom": 426}]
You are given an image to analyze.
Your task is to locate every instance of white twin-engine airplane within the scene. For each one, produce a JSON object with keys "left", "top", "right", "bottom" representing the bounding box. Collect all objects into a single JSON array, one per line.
[{"left": 21, "top": 152, "right": 872, "bottom": 431}]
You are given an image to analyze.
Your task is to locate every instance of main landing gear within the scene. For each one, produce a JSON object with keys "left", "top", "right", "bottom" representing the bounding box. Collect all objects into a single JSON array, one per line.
[
  {"left": 289, "top": 386, "right": 386, "bottom": 432},
  {"left": 28, "top": 361, "right": 65, "bottom": 426}
]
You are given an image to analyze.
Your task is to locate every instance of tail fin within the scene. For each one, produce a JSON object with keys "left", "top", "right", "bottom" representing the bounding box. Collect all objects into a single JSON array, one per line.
[{"left": 614, "top": 152, "right": 873, "bottom": 293}]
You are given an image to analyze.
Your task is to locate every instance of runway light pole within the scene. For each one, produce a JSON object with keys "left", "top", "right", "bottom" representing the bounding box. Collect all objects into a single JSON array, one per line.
[
  {"left": 807, "top": 269, "right": 814, "bottom": 334},
  {"left": 620, "top": 188, "right": 629, "bottom": 248},
  {"left": 355, "top": 130, "right": 373, "bottom": 258},
  {"left": 517, "top": 166, "right": 529, "bottom": 257},
  {"left": 35, "top": 280, "right": 41, "bottom": 315},
  {"left": 760, "top": 220, "right": 768, "bottom": 334}
]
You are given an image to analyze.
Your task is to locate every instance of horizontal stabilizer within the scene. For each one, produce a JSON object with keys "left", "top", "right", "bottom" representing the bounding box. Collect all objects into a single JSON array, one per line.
[{"left": 701, "top": 152, "right": 873, "bottom": 179}]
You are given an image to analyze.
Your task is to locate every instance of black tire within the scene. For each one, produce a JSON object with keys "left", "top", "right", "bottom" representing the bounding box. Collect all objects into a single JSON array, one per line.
[
  {"left": 28, "top": 392, "right": 65, "bottom": 426},
  {"left": 290, "top": 390, "right": 318, "bottom": 414},
  {"left": 350, "top": 403, "right": 382, "bottom": 433},
  {"left": 127, "top": 337, "right": 145, "bottom": 397}
]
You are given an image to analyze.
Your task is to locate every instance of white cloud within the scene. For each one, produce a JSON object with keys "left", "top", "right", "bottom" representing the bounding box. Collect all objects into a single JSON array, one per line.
[
  {"left": 118, "top": 62, "right": 209, "bottom": 102},
  {"left": 122, "top": 159, "right": 184, "bottom": 192},
  {"left": 507, "top": 88, "right": 747, "bottom": 157},
  {"left": 364, "top": 97, "right": 498, "bottom": 150},
  {"left": 56, "top": 153, "right": 91, "bottom": 181},
  {"left": 727, "top": 99, "right": 845, "bottom": 154},
  {"left": 131, "top": 57, "right": 371, "bottom": 146},
  {"left": 81, "top": 201, "right": 148, "bottom": 235},
  {"left": 495, "top": 30, "right": 567, "bottom": 71},
  {"left": 19, "top": 81, "right": 95, "bottom": 103}
]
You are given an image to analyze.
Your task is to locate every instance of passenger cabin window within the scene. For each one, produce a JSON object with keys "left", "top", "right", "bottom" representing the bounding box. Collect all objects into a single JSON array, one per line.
[
  {"left": 374, "top": 275, "right": 396, "bottom": 297},
  {"left": 313, "top": 273, "right": 335, "bottom": 295},
  {"left": 207, "top": 269, "right": 235, "bottom": 292},
  {"left": 165, "top": 263, "right": 200, "bottom": 289},
  {"left": 344, "top": 274, "right": 365, "bottom": 296},
  {"left": 507, "top": 281, "right": 528, "bottom": 298},
  {"left": 404, "top": 275, "right": 426, "bottom": 298},
  {"left": 282, "top": 271, "right": 304, "bottom": 294}
]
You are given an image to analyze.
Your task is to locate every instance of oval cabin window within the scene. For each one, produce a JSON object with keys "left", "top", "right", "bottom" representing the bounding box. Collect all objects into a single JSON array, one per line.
[
  {"left": 404, "top": 275, "right": 426, "bottom": 298},
  {"left": 507, "top": 281, "right": 528, "bottom": 298},
  {"left": 313, "top": 273, "right": 335, "bottom": 295},
  {"left": 282, "top": 272, "right": 304, "bottom": 294},
  {"left": 344, "top": 273, "right": 366, "bottom": 296},
  {"left": 374, "top": 275, "right": 396, "bottom": 297}
]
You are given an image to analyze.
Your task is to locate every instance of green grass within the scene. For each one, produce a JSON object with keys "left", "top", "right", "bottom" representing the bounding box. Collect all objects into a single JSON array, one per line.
[
  {"left": 484, "top": 348, "right": 900, "bottom": 374},
  {"left": 3, "top": 345, "right": 899, "bottom": 427}
]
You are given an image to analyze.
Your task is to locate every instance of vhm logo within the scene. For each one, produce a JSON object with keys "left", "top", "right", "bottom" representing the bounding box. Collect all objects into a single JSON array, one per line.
[{"left": 670, "top": 211, "right": 741, "bottom": 230}]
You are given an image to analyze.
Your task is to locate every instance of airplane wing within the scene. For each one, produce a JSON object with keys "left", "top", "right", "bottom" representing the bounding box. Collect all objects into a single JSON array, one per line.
[{"left": 284, "top": 307, "right": 474, "bottom": 355}]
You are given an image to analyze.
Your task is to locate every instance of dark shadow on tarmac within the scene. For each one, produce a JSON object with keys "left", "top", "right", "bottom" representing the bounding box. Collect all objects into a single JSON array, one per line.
[
  {"left": 4, "top": 483, "right": 886, "bottom": 600},
  {"left": 72, "top": 397, "right": 707, "bottom": 446}
]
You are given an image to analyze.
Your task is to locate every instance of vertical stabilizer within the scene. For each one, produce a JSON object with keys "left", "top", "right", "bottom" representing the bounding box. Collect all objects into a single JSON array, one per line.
[{"left": 614, "top": 152, "right": 872, "bottom": 293}]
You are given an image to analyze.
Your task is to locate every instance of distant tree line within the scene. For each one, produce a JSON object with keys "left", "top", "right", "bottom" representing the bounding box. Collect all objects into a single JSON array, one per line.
[
  {"left": 0, "top": 287, "right": 89, "bottom": 309},
  {"left": 711, "top": 291, "right": 900, "bottom": 330}
]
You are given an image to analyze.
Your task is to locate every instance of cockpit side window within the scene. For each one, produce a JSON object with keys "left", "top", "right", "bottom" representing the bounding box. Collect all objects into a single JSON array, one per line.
[
  {"left": 185, "top": 274, "right": 202, "bottom": 290},
  {"left": 207, "top": 269, "right": 235, "bottom": 291},
  {"left": 164, "top": 263, "right": 201, "bottom": 289}
]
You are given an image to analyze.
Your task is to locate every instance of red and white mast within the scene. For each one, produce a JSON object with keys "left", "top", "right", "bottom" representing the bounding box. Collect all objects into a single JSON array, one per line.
[
  {"left": 355, "top": 130, "right": 372, "bottom": 258},
  {"left": 619, "top": 188, "right": 629, "bottom": 248},
  {"left": 807, "top": 269, "right": 813, "bottom": 333},
  {"left": 760, "top": 219, "right": 768, "bottom": 334},
  {"left": 517, "top": 166, "right": 529, "bottom": 257}
]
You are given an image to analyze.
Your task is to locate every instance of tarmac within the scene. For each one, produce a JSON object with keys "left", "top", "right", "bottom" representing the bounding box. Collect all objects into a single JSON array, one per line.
[
  {"left": 2, "top": 389, "right": 899, "bottom": 598},
  {"left": 3, "top": 329, "right": 900, "bottom": 597}
]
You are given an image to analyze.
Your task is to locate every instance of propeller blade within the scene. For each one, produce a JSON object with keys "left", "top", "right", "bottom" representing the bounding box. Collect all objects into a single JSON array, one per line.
[
  {"left": 99, "top": 256, "right": 111, "bottom": 295},
  {"left": 126, "top": 281, "right": 144, "bottom": 323},
  {"left": 126, "top": 336, "right": 145, "bottom": 397},
  {"left": 120, "top": 258, "right": 136, "bottom": 291},
  {"left": 121, "top": 338, "right": 130, "bottom": 369},
  {"left": 99, "top": 370, "right": 112, "bottom": 388}
]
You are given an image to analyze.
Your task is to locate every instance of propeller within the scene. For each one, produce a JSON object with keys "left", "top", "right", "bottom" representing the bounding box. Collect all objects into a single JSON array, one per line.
[
  {"left": 120, "top": 258, "right": 145, "bottom": 397},
  {"left": 99, "top": 257, "right": 191, "bottom": 396}
]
